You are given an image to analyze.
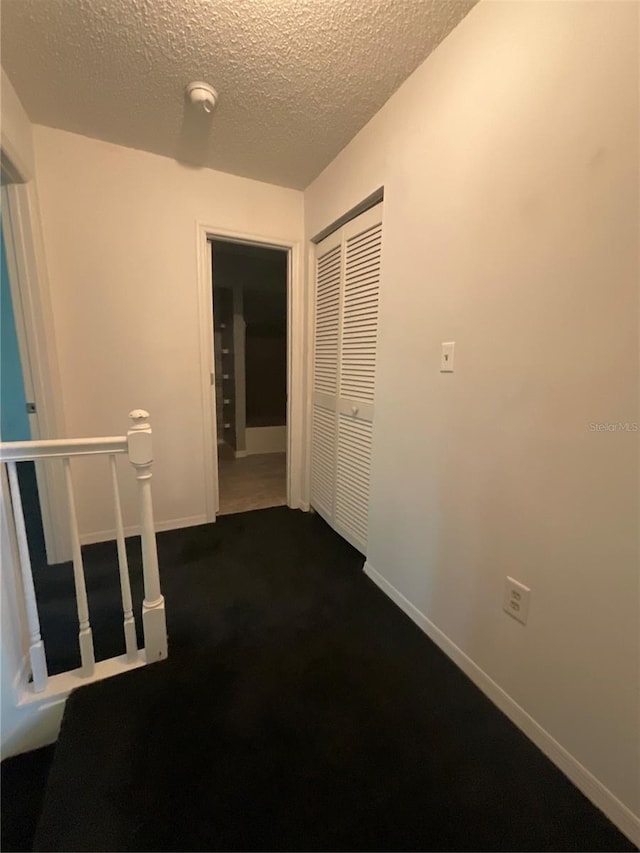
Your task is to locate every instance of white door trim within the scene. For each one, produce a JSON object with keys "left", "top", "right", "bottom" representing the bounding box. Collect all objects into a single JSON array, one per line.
[
  {"left": 195, "top": 222, "right": 305, "bottom": 519},
  {"left": 1, "top": 181, "right": 69, "bottom": 564}
]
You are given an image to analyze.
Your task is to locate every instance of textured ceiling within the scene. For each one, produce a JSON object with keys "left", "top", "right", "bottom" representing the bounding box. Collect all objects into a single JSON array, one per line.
[{"left": 1, "top": 0, "right": 476, "bottom": 189}]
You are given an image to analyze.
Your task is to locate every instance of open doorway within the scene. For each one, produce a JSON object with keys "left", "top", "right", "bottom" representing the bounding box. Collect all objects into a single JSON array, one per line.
[
  {"left": 1, "top": 212, "right": 47, "bottom": 567},
  {"left": 211, "top": 239, "right": 288, "bottom": 515}
]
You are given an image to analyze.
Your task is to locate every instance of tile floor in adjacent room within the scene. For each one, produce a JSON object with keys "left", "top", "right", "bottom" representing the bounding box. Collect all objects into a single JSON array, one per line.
[{"left": 217, "top": 451, "right": 286, "bottom": 515}]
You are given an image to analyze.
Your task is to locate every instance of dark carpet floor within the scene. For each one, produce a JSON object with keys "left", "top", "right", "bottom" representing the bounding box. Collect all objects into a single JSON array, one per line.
[
  {"left": 1, "top": 745, "right": 55, "bottom": 852},
  {"left": 2, "top": 507, "right": 635, "bottom": 851}
]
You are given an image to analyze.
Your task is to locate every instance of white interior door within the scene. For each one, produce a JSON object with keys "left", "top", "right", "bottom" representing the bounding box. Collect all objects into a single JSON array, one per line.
[{"left": 310, "top": 203, "right": 383, "bottom": 554}]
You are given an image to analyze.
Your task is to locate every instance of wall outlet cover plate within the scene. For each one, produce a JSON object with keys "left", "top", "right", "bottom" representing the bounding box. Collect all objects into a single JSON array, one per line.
[{"left": 503, "top": 576, "right": 531, "bottom": 625}]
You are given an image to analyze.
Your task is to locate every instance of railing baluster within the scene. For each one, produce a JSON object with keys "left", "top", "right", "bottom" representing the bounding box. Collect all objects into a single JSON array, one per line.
[
  {"left": 109, "top": 454, "right": 138, "bottom": 662},
  {"left": 0, "top": 410, "right": 167, "bottom": 695},
  {"left": 127, "top": 410, "right": 167, "bottom": 663},
  {"left": 6, "top": 462, "right": 48, "bottom": 692},
  {"left": 63, "top": 457, "right": 95, "bottom": 677}
]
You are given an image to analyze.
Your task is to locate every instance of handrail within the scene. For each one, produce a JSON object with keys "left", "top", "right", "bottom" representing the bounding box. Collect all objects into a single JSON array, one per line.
[
  {"left": 1, "top": 409, "right": 167, "bottom": 697},
  {"left": 0, "top": 436, "right": 127, "bottom": 463}
]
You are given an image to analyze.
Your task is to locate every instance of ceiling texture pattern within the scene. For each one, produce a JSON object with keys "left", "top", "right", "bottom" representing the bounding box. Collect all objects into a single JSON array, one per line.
[{"left": 1, "top": 0, "right": 476, "bottom": 189}]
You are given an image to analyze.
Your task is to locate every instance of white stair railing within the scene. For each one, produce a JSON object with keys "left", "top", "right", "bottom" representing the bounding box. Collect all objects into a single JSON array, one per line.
[
  {"left": 127, "top": 410, "right": 167, "bottom": 663},
  {"left": 63, "top": 455, "right": 95, "bottom": 677},
  {"left": 0, "top": 410, "right": 167, "bottom": 696},
  {"left": 109, "top": 453, "right": 137, "bottom": 663},
  {"left": 5, "top": 460, "right": 48, "bottom": 692}
]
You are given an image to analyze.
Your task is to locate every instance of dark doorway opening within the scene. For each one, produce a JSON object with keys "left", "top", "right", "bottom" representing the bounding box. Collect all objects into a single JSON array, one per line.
[
  {"left": 210, "top": 240, "right": 288, "bottom": 515},
  {"left": 1, "top": 216, "right": 46, "bottom": 568}
]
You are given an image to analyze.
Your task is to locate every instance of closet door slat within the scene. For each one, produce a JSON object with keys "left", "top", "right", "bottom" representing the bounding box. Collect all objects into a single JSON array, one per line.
[
  {"left": 335, "top": 414, "right": 374, "bottom": 551},
  {"left": 310, "top": 403, "right": 336, "bottom": 518},
  {"left": 313, "top": 243, "right": 341, "bottom": 396},
  {"left": 340, "top": 220, "right": 382, "bottom": 404}
]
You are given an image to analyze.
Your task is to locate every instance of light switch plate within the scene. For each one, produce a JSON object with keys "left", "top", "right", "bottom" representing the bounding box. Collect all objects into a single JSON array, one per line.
[{"left": 440, "top": 341, "right": 455, "bottom": 372}]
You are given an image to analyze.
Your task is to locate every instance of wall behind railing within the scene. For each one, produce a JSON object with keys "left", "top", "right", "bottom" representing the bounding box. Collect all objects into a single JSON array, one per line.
[
  {"left": 1, "top": 68, "right": 34, "bottom": 181},
  {"left": 32, "top": 127, "right": 304, "bottom": 542},
  {"left": 1, "top": 68, "right": 70, "bottom": 752},
  {"left": 1, "top": 475, "right": 29, "bottom": 755},
  {"left": 1, "top": 473, "right": 61, "bottom": 758}
]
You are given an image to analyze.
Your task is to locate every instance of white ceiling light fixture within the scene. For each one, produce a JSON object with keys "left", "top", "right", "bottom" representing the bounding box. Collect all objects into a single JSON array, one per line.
[
  {"left": 1, "top": 0, "right": 478, "bottom": 188},
  {"left": 185, "top": 81, "right": 218, "bottom": 114}
]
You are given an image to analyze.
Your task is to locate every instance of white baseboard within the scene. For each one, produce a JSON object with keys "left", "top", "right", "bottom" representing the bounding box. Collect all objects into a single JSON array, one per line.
[
  {"left": 363, "top": 561, "right": 640, "bottom": 847},
  {"left": 79, "top": 514, "right": 208, "bottom": 546},
  {"left": 3, "top": 652, "right": 148, "bottom": 760},
  {"left": 246, "top": 425, "right": 287, "bottom": 455},
  {"left": 1, "top": 696, "right": 66, "bottom": 760},
  {"left": 234, "top": 449, "right": 248, "bottom": 459}
]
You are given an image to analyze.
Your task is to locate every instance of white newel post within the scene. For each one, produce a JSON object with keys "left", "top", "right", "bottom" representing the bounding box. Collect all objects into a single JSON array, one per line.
[
  {"left": 109, "top": 455, "right": 138, "bottom": 663},
  {"left": 127, "top": 410, "right": 167, "bottom": 663}
]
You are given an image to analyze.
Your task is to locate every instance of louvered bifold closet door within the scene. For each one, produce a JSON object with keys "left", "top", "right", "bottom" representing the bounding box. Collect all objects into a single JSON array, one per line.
[
  {"left": 310, "top": 230, "right": 342, "bottom": 521},
  {"left": 335, "top": 413, "right": 373, "bottom": 551},
  {"left": 334, "top": 203, "right": 383, "bottom": 554},
  {"left": 339, "top": 211, "right": 382, "bottom": 405}
]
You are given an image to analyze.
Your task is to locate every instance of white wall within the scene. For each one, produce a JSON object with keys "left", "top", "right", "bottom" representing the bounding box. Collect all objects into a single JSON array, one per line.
[
  {"left": 246, "top": 426, "right": 287, "bottom": 455},
  {"left": 306, "top": 0, "right": 639, "bottom": 839},
  {"left": 1, "top": 468, "right": 66, "bottom": 758},
  {"left": 1, "top": 471, "right": 29, "bottom": 756},
  {"left": 1, "top": 67, "right": 68, "bottom": 755},
  {"left": 33, "top": 126, "right": 304, "bottom": 540},
  {"left": 1, "top": 68, "right": 34, "bottom": 181}
]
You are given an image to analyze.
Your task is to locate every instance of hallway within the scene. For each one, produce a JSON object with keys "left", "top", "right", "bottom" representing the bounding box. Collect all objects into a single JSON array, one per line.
[{"left": 3, "top": 508, "right": 631, "bottom": 852}]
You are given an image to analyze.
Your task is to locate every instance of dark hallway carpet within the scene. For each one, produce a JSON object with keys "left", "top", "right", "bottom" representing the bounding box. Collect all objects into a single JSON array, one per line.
[
  {"left": 6, "top": 508, "right": 635, "bottom": 851},
  {"left": 1, "top": 745, "right": 55, "bottom": 852}
]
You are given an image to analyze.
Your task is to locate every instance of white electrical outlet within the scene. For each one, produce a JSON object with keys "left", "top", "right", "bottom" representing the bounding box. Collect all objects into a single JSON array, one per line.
[{"left": 503, "top": 577, "right": 531, "bottom": 625}]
